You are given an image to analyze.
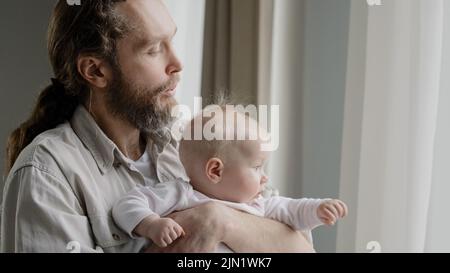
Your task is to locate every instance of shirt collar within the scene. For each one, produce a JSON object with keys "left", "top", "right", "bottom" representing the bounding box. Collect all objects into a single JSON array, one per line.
[
  {"left": 70, "top": 105, "right": 177, "bottom": 174},
  {"left": 146, "top": 126, "right": 175, "bottom": 153},
  {"left": 70, "top": 106, "right": 118, "bottom": 174}
]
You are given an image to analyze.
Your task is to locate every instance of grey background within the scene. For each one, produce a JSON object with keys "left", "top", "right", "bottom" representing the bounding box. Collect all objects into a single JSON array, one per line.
[
  {"left": 0, "top": 0, "right": 54, "bottom": 178},
  {"left": 300, "top": 0, "right": 350, "bottom": 252}
]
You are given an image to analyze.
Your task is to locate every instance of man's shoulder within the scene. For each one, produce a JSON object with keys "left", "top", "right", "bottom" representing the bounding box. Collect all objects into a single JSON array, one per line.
[{"left": 9, "top": 122, "right": 82, "bottom": 177}]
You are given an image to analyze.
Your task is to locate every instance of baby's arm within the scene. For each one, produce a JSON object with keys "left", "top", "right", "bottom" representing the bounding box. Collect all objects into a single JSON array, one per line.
[
  {"left": 262, "top": 197, "right": 347, "bottom": 230},
  {"left": 112, "top": 181, "right": 190, "bottom": 247}
]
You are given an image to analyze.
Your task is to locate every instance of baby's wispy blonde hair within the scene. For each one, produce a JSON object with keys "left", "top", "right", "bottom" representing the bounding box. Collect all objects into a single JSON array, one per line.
[{"left": 179, "top": 93, "right": 264, "bottom": 167}]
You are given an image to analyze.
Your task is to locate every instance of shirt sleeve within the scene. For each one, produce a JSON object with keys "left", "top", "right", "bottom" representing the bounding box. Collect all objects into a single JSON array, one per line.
[
  {"left": 112, "top": 180, "right": 190, "bottom": 238},
  {"left": 0, "top": 165, "right": 101, "bottom": 253},
  {"left": 262, "top": 196, "right": 325, "bottom": 231}
]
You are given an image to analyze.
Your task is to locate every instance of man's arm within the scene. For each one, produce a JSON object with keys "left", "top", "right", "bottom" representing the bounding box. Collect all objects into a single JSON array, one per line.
[
  {"left": 146, "top": 202, "right": 315, "bottom": 253},
  {"left": 1, "top": 166, "right": 101, "bottom": 253},
  {"left": 223, "top": 205, "right": 315, "bottom": 253}
]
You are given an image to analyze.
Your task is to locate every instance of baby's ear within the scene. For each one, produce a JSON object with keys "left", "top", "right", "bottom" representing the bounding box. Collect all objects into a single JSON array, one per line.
[{"left": 205, "top": 158, "right": 224, "bottom": 184}]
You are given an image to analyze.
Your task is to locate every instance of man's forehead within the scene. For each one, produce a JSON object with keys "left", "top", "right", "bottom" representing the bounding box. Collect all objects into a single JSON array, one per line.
[{"left": 116, "top": 0, "right": 176, "bottom": 42}]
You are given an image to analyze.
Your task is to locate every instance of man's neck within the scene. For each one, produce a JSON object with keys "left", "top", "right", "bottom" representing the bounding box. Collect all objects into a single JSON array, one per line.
[{"left": 86, "top": 102, "right": 146, "bottom": 161}]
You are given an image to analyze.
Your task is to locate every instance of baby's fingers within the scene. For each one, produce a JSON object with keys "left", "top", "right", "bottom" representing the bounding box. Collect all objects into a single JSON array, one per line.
[
  {"left": 337, "top": 200, "right": 348, "bottom": 217},
  {"left": 174, "top": 224, "right": 185, "bottom": 237},
  {"left": 325, "top": 203, "right": 339, "bottom": 218},
  {"left": 156, "top": 237, "right": 168, "bottom": 248},
  {"left": 168, "top": 229, "right": 179, "bottom": 241},
  {"left": 167, "top": 223, "right": 185, "bottom": 242},
  {"left": 333, "top": 203, "right": 344, "bottom": 218},
  {"left": 321, "top": 208, "right": 336, "bottom": 225},
  {"left": 163, "top": 233, "right": 174, "bottom": 246}
]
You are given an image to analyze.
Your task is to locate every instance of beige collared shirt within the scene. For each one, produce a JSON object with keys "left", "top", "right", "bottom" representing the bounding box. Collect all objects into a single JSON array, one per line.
[{"left": 0, "top": 106, "right": 189, "bottom": 253}]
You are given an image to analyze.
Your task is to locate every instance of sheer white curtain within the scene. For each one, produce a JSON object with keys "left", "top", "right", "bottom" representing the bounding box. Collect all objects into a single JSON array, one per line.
[{"left": 338, "top": 0, "right": 450, "bottom": 252}]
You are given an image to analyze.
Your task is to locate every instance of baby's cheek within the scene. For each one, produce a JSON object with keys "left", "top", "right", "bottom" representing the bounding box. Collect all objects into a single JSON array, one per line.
[
  {"left": 238, "top": 177, "right": 251, "bottom": 191},
  {"left": 249, "top": 174, "right": 261, "bottom": 191}
]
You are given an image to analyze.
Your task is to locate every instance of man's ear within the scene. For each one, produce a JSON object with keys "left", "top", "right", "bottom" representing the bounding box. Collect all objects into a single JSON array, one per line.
[
  {"left": 205, "top": 158, "right": 224, "bottom": 184},
  {"left": 77, "top": 54, "right": 111, "bottom": 89}
]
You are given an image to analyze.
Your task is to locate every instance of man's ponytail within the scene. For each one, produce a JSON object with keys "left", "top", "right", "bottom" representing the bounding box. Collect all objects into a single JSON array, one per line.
[
  {"left": 4, "top": 0, "right": 130, "bottom": 173},
  {"left": 5, "top": 80, "right": 79, "bottom": 172}
]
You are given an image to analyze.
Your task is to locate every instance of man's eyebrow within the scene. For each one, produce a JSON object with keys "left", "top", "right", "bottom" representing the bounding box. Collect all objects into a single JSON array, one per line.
[
  {"left": 153, "top": 27, "right": 178, "bottom": 42},
  {"left": 134, "top": 27, "right": 178, "bottom": 50}
]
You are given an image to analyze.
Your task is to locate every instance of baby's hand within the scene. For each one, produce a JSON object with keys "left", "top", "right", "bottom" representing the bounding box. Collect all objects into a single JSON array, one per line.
[
  {"left": 317, "top": 199, "right": 348, "bottom": 226},
  {"left": 138, "top": 216, "right": 185, "bottom": 247}
]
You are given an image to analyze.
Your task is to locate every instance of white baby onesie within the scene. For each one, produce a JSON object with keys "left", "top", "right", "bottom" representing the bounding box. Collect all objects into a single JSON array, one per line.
[
  {"left": 113, "top": 179, "right": 325, "bottom": 252},
  {"left": 112, "top": 179, "right": 325, "bottom": 252}
]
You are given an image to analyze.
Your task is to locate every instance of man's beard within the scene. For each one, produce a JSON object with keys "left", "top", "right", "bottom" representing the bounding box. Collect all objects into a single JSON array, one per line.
[{"left": 105, "top": 67, "right": 179, "bottom": 135}]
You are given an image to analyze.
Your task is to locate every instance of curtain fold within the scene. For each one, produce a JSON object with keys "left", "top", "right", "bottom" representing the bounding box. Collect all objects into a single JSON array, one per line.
[{"left": 201, "top": 0, "right": 271, "bottom": 105}]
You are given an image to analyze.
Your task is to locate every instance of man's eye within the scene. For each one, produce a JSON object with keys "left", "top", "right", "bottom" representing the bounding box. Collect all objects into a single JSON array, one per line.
[
  {"left": 147, "top": 46, "right": 162, "bottom": 55},
  {"left": 148, "top": 49, "right": 160, "bottom": 56}
]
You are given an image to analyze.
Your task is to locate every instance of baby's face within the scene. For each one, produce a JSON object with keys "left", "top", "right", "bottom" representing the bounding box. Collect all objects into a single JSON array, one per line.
[
  {"left": 180, "top": 109, "right": 271, "bottom": 203},
  {"left": 218, "top": 139, "right": 269, "bottom": 203}
]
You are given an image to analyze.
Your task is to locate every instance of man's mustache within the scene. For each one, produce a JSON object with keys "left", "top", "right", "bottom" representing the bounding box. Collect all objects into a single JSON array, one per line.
[{"left": 154, "top": 75, "right": 180, "bottom": 94}]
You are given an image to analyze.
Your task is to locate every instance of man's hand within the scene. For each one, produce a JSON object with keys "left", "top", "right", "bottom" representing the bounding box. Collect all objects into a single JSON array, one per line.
[
  {"left": 145, "top": 202, "right": 227, "bottom": 253},
  {"left": 317, "top": 199, "right": 348, "bottom": 226},
  {"left": 145, "top": 201, "right": 316, "bottom": 253}
]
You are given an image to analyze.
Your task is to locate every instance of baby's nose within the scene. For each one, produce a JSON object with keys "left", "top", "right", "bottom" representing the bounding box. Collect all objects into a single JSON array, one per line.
[{"left": 261, "top": 175, "right": 269, "bottom": 184}]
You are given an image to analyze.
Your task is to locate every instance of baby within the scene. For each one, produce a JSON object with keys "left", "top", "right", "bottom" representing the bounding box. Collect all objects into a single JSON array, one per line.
[{"left": 112, "top": 107, "right": 348, "bottom": 250}]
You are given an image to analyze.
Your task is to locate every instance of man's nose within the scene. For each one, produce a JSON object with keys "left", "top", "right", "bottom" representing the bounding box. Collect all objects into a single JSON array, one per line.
[{"left": 166, "top": 44, "right": 183, "bottom": 75}]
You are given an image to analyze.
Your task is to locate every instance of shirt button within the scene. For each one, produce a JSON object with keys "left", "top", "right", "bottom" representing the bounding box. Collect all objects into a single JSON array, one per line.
[{"left": 112, "top": 234, "right": 121, "bottom": 241}]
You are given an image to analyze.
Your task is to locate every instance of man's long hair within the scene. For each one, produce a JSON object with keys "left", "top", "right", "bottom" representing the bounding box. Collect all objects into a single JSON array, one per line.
[{"left": 5, "top": 0, "right": 129, "bottom": 173}]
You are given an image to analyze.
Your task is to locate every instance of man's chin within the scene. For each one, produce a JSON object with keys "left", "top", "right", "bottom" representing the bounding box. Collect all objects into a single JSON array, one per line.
[{"left": 160, "top": 96, "right": 178, "bottom": 111}]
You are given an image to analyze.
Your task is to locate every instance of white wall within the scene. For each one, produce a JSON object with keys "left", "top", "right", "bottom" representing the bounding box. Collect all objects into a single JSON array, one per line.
[{"left": 165, "top": 0, "right": 205, "bottom": 115}]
